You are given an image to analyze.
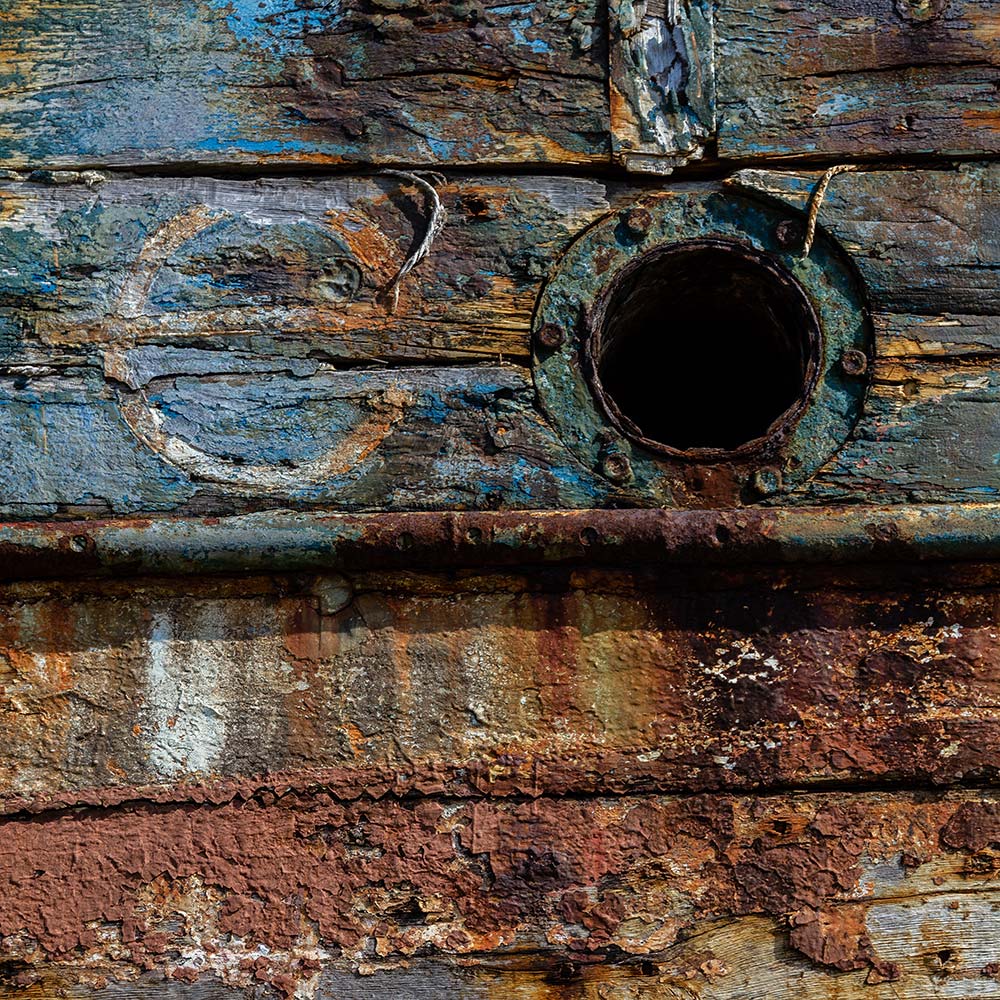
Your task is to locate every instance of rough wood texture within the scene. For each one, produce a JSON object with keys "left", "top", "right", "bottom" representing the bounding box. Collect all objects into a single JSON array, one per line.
[
  {"left": 4, "top": 1, "right": 998, "bottom": 169},
  {"left": 1, "top": 563, "right": 999, "bottom": 805},
  {"left": 0, "top": 166, "right": 996, "bottom": 514},
  {"left": 0, "top": 0, "right": 608, "bottom": 169},
  {"left": 717, "top": 0, "right": 1000, "bottom": 160},
  {"left": 608, "top": 0, "right": 715, "bottom": 173},
  {"left": 0, "top": 172, "right": 623, "bottom": 515},
  {"left": 1, "top": 3, "right": 998, "bottom": 993},
  {"left": 6, "top": 789, "right": 1000, "bottom": 996}
]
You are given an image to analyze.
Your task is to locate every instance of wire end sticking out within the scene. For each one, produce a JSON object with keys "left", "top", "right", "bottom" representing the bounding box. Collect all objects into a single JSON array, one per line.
[
  {"left": 377, "top": 170, "right": 447, "bottom": 313},
  {"left": 803, "top": 164, "right": 859, "bottom": 257}
]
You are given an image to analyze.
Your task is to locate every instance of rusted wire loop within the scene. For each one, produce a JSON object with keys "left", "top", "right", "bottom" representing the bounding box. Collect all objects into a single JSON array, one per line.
[
  {"left": 376, "top": 169, "right": 448, "bottom": 312},
  {"left": 802, "top": 164, "right": 859, "bottom": 256}
]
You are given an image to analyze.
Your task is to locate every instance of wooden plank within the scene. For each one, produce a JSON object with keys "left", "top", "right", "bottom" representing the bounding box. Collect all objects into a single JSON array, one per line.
[
  {"left": 0, "top": 364, "right": 608, "bottom": 516},
  {"left": 0, "top": 0, "right": 610, "bottom": 169},
  {"left": 0, "top": 167, "right": 996, "bottom": 515},
  {"left": 2, "top": 564, "right": 999, "bottom": 805},
  {"left": 716, "top": 0, "right": 1000, "bottom": 160},
  {"left": 4, "top": 789, "right": 1000, "bottom": 995},
  {"left": 0, "top": 172, "right": 621, "bottom": 515},
  {"left": 807, "top": 357, "right": 1000, "bottom": 503},
  {"left": 4, "top": 0, "right": 999, "bottom": 171},
  {"left": 729, "top": 164, "right": 1000, "bottom": 504},
  {"left": 0, "top": 172, "right": 622, "bottom": 364},
  {"left": 728, "top": 165, "right": 1000, "bottom": 320}
]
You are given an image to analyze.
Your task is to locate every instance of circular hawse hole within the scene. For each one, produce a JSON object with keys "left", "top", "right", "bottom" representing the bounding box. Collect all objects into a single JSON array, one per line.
[{"left": 590, "top": 240, "right": 819, "bottom": 455}]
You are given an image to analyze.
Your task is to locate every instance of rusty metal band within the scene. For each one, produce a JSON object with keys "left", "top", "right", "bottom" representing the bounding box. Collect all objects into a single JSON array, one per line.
[{"left": 1, "top": 505, "right": 998, "bottom": 580}]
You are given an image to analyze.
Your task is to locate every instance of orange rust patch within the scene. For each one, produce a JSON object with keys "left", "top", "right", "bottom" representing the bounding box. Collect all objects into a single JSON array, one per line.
[{"left": 964, "top": 108, "right": 1000, "bottom": 134}]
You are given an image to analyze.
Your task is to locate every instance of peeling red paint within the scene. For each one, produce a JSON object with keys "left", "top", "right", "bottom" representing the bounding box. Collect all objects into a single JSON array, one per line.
[{"left": 2, "top": 790, "right": 997, "bottom": 994}]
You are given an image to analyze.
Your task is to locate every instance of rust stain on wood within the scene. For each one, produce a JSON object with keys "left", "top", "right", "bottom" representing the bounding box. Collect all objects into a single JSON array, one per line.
[
  {"left": 0, "top": 0, "right": 997, "bottom": 996},
  {"left": 4, "top": 790, "right": 1000, "bottom": 995}
]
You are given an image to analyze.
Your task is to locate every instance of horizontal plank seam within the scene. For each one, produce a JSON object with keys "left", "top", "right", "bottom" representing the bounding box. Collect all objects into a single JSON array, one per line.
[
  {"left": 3, "top": 775, "right": 1000, "bottom": 823},
  {"left": 5, "top": 151, "right": 997, "bottom": 185}
]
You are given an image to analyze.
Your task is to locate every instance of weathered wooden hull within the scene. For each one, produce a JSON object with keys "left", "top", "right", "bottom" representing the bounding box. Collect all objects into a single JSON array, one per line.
[
  {"left": 0, "top": 167, "right": 996, "bottom": 513},
  {"left": 2, "top": 0, "right": 996, "bottom": 169},
  {"left": 1, "top": 0, "right": 998, "bottom": 996}
]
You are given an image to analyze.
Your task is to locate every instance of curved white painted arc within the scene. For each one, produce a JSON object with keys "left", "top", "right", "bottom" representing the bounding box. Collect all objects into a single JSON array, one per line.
[
  {"left": 116, "top": 387, "right": 414, "bottom": 494},
  {"left": 105, "top": 203, "right": 414, "bottom": 492}
]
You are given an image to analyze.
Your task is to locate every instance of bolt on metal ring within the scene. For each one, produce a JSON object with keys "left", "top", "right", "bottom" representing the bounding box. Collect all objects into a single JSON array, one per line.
[
  {"left": 600, "top": 451, "right": 633, "bottom": 484},
  {"left": 535, "top": 322, "right": 565, "bottom": 350},
  {"left": 841, "top": 348, "right": 869, "bottom": 376}
]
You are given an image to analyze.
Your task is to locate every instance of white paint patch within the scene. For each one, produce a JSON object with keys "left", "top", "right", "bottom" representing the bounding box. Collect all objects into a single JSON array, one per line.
[
  {"left": 460, "top": 632, "right": 506, "bottom": 736},
  {"left": 144, "top": 609, "right": 225, "bottom": 778}
]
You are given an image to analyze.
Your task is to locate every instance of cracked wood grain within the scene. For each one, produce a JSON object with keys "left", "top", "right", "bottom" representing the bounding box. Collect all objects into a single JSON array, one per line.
[
  {"left": 0, "top": 0, "right": 609, "bottom": 169},
  {"left": 0, "top": 167, "right": 996, "bottom": 513},
  {"left": 3, "top": 1, "right": 998, "bottom": 169},
  {"left": 716, "top": 0, "right": 1000, "bottom": 160},
  {"left": 0, "top": 1, "right": 997, "bottom": 997}
]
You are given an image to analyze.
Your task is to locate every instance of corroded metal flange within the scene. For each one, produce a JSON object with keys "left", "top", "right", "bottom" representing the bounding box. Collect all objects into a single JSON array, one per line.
[{"left": 533, "top": 186, "right": 872, "bottom": 507}]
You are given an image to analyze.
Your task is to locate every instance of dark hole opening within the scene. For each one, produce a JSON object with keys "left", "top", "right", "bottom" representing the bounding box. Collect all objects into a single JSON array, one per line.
[{"left": 592, "top": 240, "right": 818, "bottom": 453}]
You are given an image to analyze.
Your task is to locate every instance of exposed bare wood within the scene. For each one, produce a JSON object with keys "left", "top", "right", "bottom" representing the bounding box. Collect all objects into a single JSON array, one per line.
[{"left": 717, "top": 0, "right": 1000, "bottom": 160}]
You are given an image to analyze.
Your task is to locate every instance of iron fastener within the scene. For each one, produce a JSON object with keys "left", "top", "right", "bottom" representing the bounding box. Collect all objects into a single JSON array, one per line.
[
  {"left": 894, "top": 0, "right": 945, "bottom": 21},
  {"left": 841, "top": 348, "right": 869, "bottom": 376},
  {"left": 600, "top": 451, "right": 633, "bottom": 484},
  {"left": 775, "top": 219, "right": 804, "bottom": 249},
  {"left": 751, "top": 466, "right": 783, "bottom": 498},
  {"left": 621, "top": 207, "right": 653, "bottom": 239},
  {"left": 535, "top": 322, "right": 565, "bottom": 350}
]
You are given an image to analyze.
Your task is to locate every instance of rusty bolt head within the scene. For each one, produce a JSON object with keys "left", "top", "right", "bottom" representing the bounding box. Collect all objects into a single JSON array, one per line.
[
  {"left": 775, "top": 219, "right": 804, "bottom": 249},
  {"left": 894, "top": 0, "right": 945, "bottom": 21},
  {"left": 536, "top": 322, "right": 565, "bottom": 350},
  {"left": 601, "top": 451, "right": 633, "bottom": 484},
  {"left": 68, "top": 534, "right": 91, "bottom": 553},
  {"left": 751, "top": 466, "right": 783, "bottom": 498},
  {"left": 621, "top": 207, "right": 653, "bottom": 239},
  {"left": 841, "top": 348, "right": 869, "bottom": 376}
]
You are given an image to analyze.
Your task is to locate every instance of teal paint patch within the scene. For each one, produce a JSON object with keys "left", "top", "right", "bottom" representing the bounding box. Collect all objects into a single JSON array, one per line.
[
  {"left": 203, "top": 0, "right": 335, "bottom": 57},
  {"left": 0, "top": 395, "right": 197, "bottom": 515},
  {"left": 815, "top": 92, "right": 870, "bottom": 117}
]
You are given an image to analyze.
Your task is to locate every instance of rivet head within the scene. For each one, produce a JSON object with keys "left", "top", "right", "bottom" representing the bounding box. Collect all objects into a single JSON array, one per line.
[
  {"left": 751, "top": 466, "right": 783, "bottom": 497},
  {"left": 535, "top": 322, "right": 565, "bottom": 350},
  {"left": 621, "top": 207, "right": 653, "bottom": 239},
  {"left": 894, "top": 0, "right": 945, "bottom": 22},
  {"left": 775, "top": 219, "right": 804, "bottom": 249},
  {"left": 841, "top": 348, "right": 869, "bottom": 376},
  {"left": 601, "top": 451, "right": 633, "bottom": 484},
  {"left": 68, "top": 534, "right": 90, "bottom": 553}
]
